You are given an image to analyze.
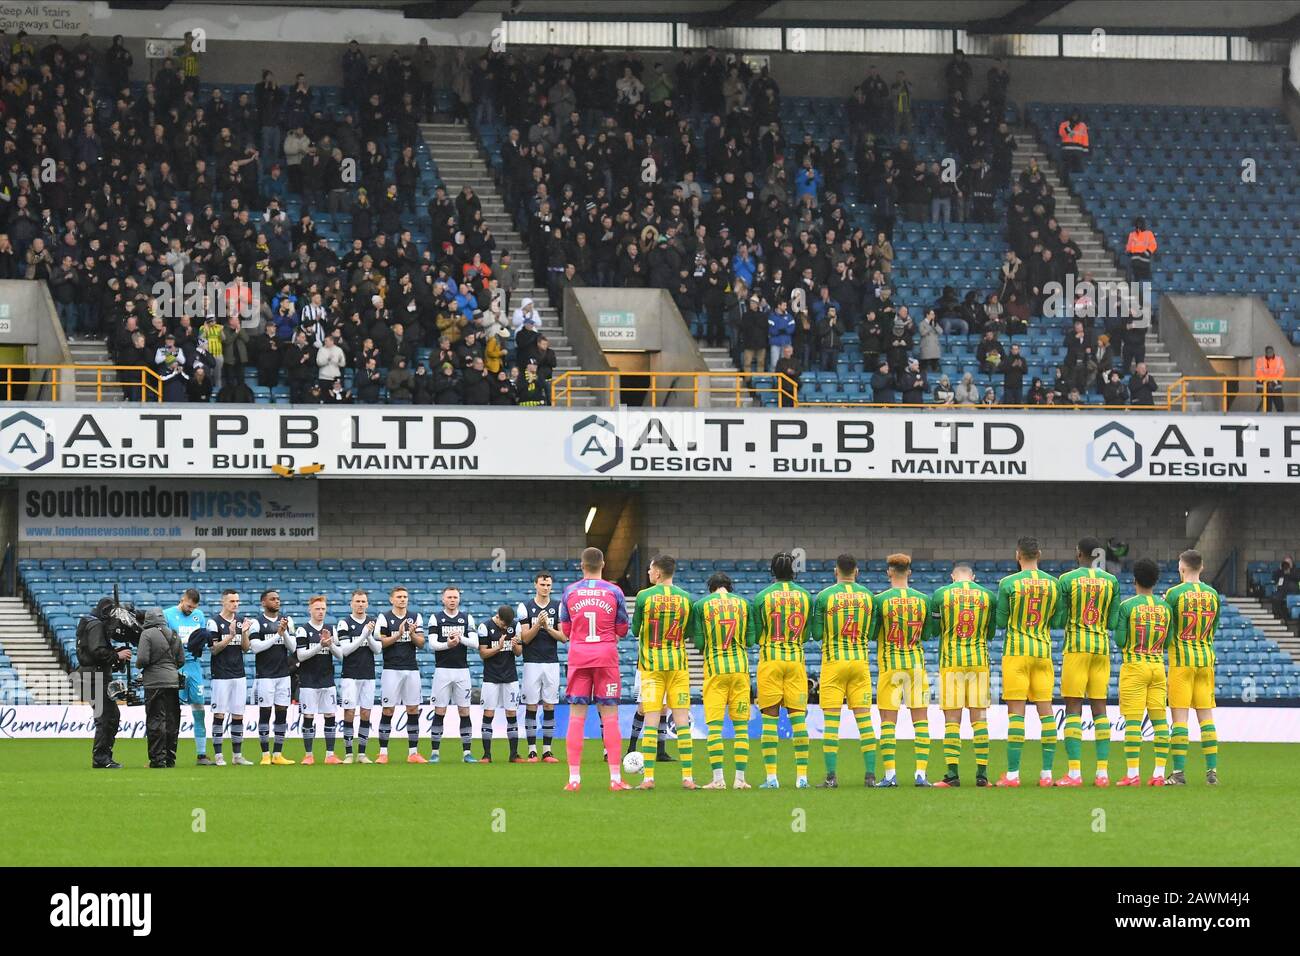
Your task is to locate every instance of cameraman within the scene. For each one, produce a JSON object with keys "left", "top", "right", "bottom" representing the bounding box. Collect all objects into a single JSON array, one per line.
[
  {"left": 137, "top": 608, "right": 185, "bottom": 768},
  {"left": 80, "top": 598, "right": 133, "bottom": 769}
]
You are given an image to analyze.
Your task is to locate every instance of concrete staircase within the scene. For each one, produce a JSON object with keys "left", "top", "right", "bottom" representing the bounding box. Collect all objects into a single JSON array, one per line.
[
  {"left": 1227, "top": 596, "right": 1300, "bottom": 666},
  {"left": 1011, "top": 127, "right": 1183, "bottom": 394},
  {"left": 699, "top": 346, "right": 762, "bottom": 407},
  {"left": 68, "top": 338, "right": 127, "bottom": 402},
  {"left": 420, "top": 122, "right": 595, "bottom": 406},
  {"left": 0, "top": 597, "right": 77, "bottom": 703}
]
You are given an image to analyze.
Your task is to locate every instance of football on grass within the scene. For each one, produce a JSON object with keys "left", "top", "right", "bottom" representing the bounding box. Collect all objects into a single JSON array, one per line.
[{"left": 622, "top": 751, "right": 645, "bottom": 775}]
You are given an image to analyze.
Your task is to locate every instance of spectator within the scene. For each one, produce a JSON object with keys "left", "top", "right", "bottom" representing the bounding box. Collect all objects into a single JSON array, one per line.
[
  {"left": 890, "top": 71, "right": 913, "bottom": 134},
  {"left": 1094, "top": 334, "right": 1116, "bottom": 392},
  {"left": 933, "top": 374, "right": 955, "bottom": 404},
  {"left": 155, "top": 335, "right": 189, "bottom": 402},
  {"left": 221, "top": 317, "right": 250, "bottom": 389},
  {"left": 897, "top": 357, "right": 926, "bottom": 404},
  {"left": 954, "top": 371, "right": 979, "bottom": 404},
  {"left": 516, "top": 363, "right": 547, "bottom": 406},
  {"left": 1270, "top": 557, "right": 1299, "bottom": 620},
  {"left": 918, "top": 308, "right": 943, "bottom": 372},
  {"left": 1255, "top": 345, "right": 1285, "bottom": 413},
  {"left": 740, "top": 296, "right": 768, "bottom": 373},
  {"left": 490, "top": 369, "right": 516, "bottom": 405},
  {"left": 977, "top": 329, "right": 1005, "bottom": 374},
  {"left": 433, "top": 361, "right": 462, "bottom": 404},
  {"left": 324, "top": 377, "right": 352, "bottom": 404},
  {"left": 773, "top": 345, "right": 801, "bottom": 400},
  {"left": 284, "top": 331, "right": 316, "bottom": 403},
  {"left": 1102, "top": 368, "right": 1130, "bottom": 406},
  {"left": 858, "top": 310, "right": 884, "bottom": 372},
  {"left": 315, "top": 331, "right": 346, "bottom": 388},
  {"left": 1003, "top": 343, "right": 1028, "bottom": 404},
  {"left": 187, "top": 364, "right": 214, "bottom": 403},
  {"left": 386, "top": 356, "right": 414, "bottom": 403},
  {"left": 816, "top": 306, "right": 843, "bottom": 372},
  {"left": 1028, "top": 377, "right": 1049, "bottom": 405},
  {"left": 767, "top": 300, "right": 795, "bottom": 373},
  {"left": 1129, "top": 361, "right": 1156, "bottom": 406},
  {"left": 981, "top": 387, "right": 997, "bottom": 407},
  {"left": 870, "top": 360, "right": 896, "bottom": 404}
]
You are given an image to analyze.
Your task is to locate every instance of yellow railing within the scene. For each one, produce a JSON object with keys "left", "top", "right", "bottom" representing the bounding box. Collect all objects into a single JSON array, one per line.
[
  {"left": 0, "top": 365, "right": 164, "bottom": 402},
  {"left": 552, "top": 370, "right": 800, "bottom": 408},
  {"left": 553, "top": 371, "right": 1300, "bottom": 412},
  {"left": 1165, "top": 376, "right": 1300, "bottom": 412}
]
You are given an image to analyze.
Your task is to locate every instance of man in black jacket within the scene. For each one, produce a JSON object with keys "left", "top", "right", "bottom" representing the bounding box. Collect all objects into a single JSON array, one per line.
[
  {"left": 870, "top": 360, "right": 896, "bottom": 403},
  {"left": 80, "top": 599, "right": 133, "bottom": 768}
]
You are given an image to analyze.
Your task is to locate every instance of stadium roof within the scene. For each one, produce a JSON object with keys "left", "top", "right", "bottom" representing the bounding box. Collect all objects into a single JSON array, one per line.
[{"left": 127, "top": 1, "right": 1300, "bottom": 37}]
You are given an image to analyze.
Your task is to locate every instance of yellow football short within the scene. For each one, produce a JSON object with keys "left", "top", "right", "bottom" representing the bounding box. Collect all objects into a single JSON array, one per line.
[
  {"left": 756, "top": 660, "right": 808, "bottom": 711},
  {"left": 878, "top": 667, "right": 929, "bottom": 710},
  {"left": 1119, "top": 661, "right": 1168, "bottom": 720},
  {"left": 1168, "top": 664, "right": 1216, "bottom": 709},
  {"left": 818, "top": 659, "right": 872, "bottom": 711},
  {"left": 1061, "top": 651, "right": 1111, "bottom": 700},
  {"left": 1002, "top": 654, "right": 1054, "bottom": 703},
  {"left": 940, "top": 666, "right": 990, "bottom": 710},
  {"left": 639, "top": 668, "right": 690, "bottom": 711},
  {"left": 703, "top": 672, "right": 750, "bottom": 723}
]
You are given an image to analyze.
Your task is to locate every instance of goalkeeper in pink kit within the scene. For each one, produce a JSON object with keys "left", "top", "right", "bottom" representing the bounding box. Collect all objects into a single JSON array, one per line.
[{"left": 560, "top": 548, "right": 631, "bottom": 792}]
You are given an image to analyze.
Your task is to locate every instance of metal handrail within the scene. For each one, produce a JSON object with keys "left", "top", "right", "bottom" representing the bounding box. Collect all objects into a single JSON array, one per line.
[
  {"left": 0, "top": 365, "right": 164, "bottom": 402},
  {"left": 1166, "top": 376, "right": 1300, "bottom": 413},
  {"left": 551, "top": 370, "right": 800, "bottom": 408}
]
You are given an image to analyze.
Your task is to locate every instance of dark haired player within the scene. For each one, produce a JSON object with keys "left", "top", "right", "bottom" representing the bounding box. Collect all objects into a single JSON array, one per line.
[
  {"left": 250, "top": 588, "right": 295, "bottom": 765},
  {"left": 517, "top": 572, "right": 566, "bottom": 762},
  {"left": 751, "top": 551, "right": 813, "bottom": 789},
  {"left": 375, "top": 586, "right": 425, "bottom": 764},
  {"left": 478, "top": 606, "right": 524, "bottom": 762}
]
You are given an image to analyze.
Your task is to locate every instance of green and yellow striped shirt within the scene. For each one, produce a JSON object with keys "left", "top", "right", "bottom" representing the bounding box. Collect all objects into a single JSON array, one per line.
[
  {"left": 1058, "top": 566, "right": 1120, "bottom": 654},
  {"left": 631, "top": 583, "right": 693, "bottom": 671},
  {"left": 811, "top": 582, "right": 875, "bottom": 663},
  {"left": 1163, "top": 581, "right": 1220, "bottom": 667},
  {"left": 873, "top": 586, "right": 930, "bottom": 671},
  {"left": 690, "top": 590, "right": 752, "bottom": 676},
  {"left": 1115, "top": 594, "right": 1172, "bottom": 664},
  {"left": 930, "top": 580, "right": 996, "bottom": 668},
  {"left": 748, "top": 581, "right": 813, "bottom": 664},
  {"left": 996, "top": 569, "right": 1062, "bottom": 659}
]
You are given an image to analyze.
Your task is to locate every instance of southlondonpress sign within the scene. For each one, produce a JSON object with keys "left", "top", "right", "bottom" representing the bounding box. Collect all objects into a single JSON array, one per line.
[{"left": 0, "top": 407, "right": 1297, "bottom": 483}]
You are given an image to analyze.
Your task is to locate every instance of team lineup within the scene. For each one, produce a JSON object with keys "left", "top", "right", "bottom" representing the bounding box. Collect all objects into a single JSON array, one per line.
[{"left": 157, "top": 541, "right": 1222, "bottom": 793}]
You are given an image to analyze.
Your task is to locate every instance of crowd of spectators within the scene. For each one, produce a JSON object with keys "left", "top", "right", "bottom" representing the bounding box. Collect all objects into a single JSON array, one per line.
[
  {"left": 1, "top": 31, "right": 1163, "bottom": 407},
  {"left": 493, "top": 45, "right": 1158, "bottom": 405},
  {"left": 1, "top": 31, "right": 559, "bottom": 404}
]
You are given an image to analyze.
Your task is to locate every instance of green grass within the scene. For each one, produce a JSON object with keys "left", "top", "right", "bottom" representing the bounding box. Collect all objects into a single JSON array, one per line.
[{"left": 1, "top": 739, "right": 1295, "bottom": 866}]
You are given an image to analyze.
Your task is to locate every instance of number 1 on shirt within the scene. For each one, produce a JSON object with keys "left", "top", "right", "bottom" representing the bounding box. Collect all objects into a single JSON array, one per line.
[{"left": 585, "top": 610, "right": 599, "bottom": 641}]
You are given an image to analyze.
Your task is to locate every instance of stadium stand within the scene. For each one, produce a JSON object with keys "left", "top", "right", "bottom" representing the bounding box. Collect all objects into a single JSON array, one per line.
[
  {"left": 18, "top": 557, "right": 1300, "bottom": 704},
  {"left": 17, "top": 37, "right": 1277, "bottom": 409}
]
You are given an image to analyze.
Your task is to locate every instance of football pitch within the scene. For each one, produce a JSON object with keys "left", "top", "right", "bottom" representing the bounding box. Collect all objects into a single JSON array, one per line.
[{"left": 2, "top": 740, "right": 1296, "bottom": 866}]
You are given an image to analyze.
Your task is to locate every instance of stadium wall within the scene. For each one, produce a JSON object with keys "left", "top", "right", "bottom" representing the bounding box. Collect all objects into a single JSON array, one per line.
[
  {"left": 16, "top": 479, "right": 1300, "bottom": 574},
  {"left": 121, "top": 41, "right": 1285, "bottom": 110}
]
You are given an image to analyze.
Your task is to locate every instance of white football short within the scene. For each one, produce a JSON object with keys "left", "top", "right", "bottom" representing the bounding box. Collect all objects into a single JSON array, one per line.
[
  {"left": 432, "top": 668, "right": 471, "bottom": 708},
  {"left": 211, "top": 677, "right": 247, "bottom": 715},
  {"left": 254, "top": 676, "right": 291, "bottom": 707},
  {"left": 380, "top": 669, "right": 422, "bottom": 708},
  {"left": 481, "top": 681, "right": 520, "bottom": 711},
  {"left": 339, "top": 678, "right": 376, "bottom": 711},
  {"left": 300, "top": 686, "right": 338, "bottom": 716},
  {"left": 522, "top": 662, "right": 560, "bottom": 705}
]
